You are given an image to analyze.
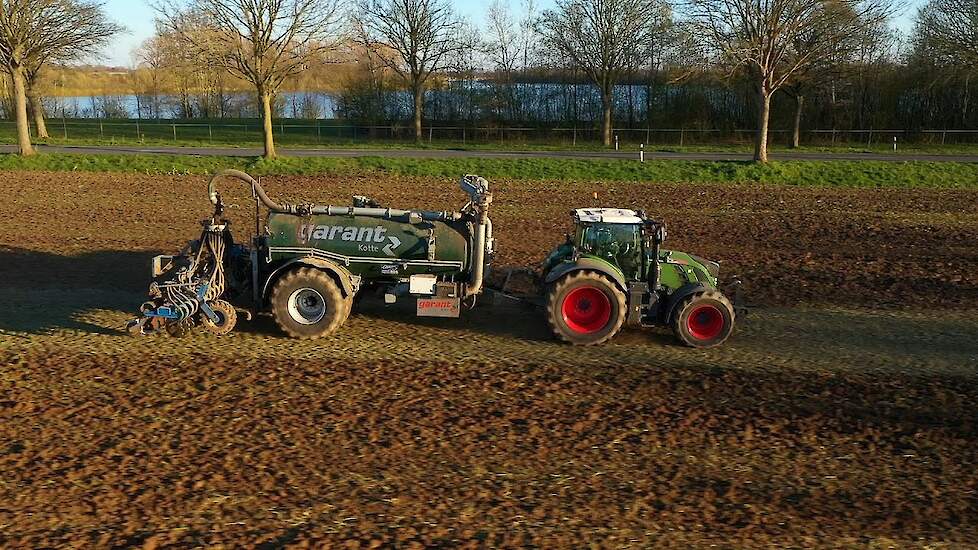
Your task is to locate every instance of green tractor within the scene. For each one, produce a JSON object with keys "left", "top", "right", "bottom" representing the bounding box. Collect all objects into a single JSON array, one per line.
[{"left": 538, "top": 208, "right": 740, "bottom": 348}]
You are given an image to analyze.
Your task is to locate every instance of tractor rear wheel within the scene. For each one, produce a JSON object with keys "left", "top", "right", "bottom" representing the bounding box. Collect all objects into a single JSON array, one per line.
[
  {"left": 270, "top": 267, "right": 347, "bottom": 339},
  {"left": 671, "top": 290, "right": 735, "bottom": 348},
  {"left": 546, "top": 271, "right": 626, "bottom": 345}
]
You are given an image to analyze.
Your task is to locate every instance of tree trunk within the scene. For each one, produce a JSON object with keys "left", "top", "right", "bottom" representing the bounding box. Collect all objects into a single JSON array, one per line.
[
  {"left": 413, "top": 85, "right": 423, "bottom": 142},
  {"left": 791, "top": 94, "right": 804, "bottom": 149},
  {"left": 602, "top": 91, "right": 613, "bottom": 147},
  {"left": 29, "top": 90, "right": 49, "bottom": 139},
  {"left": 260, "top": 91, "right": 276, "bottom": 159},
  {"left": 753, "top": 87, "right": 771, "bottom": 163},
  {"left": 11, "top": 67, "right": 35, "bottom": 156}
]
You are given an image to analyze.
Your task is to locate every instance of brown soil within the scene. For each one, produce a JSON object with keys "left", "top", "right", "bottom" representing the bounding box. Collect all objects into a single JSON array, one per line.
[
  {"left": 3, "top": 171, "right": 976, "bottom": 307},
  {"left": 0, "top": 171, "right": 977, "bottom": 547}
]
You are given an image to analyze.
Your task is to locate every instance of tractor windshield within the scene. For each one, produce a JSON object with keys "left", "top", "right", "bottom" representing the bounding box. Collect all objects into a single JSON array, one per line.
[{"left": 579, "top": 223, "right": 643, "bottom": 278}]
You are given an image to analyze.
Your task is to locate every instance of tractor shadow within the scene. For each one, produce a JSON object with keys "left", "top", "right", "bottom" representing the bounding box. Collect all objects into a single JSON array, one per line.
[{"left": 0, "top": 246, "right": 158, "bottom": 335}]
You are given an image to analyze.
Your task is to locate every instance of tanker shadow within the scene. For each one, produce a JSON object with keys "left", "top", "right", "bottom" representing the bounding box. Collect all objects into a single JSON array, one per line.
[
  {"left": 0, "top": 246, "right": 159, "bottom": 335},
  {"left": 350, "top": 295, "right": 556, "bottom": 342}
]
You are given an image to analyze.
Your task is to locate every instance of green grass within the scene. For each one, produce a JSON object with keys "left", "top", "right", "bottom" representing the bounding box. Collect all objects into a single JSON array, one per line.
[
  {"left": 2, "top": 152, "right": 978, "bottom": 188},
  {"left": 18, "top": 134, "right": 978, "bottom": 156}
]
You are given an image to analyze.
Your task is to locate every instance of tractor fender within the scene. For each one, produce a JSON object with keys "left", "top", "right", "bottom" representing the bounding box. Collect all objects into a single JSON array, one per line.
[
  {"left": 262, "top": 256, "right": 356, "bottom": 302},
  {"left": 544, "top": 258, "right": 627, "bottom": 292},
  {"left": 663, "top": 283, "right": 711, "bottom": 323}
]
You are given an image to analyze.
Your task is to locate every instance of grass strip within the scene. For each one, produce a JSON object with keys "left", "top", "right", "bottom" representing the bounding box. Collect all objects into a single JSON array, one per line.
[{"left": 1, "top": 152, "right": 977, "bottom": 188}]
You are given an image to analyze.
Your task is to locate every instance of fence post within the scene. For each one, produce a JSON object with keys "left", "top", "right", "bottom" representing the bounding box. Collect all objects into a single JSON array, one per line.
[
  {"left": 99, "top": 121, "right": 104, "bottom": 139},
  {"left": 62, "top": 117, "right": 67, "bottom": 140},
  {"left": 317, "top": 122, "right": 321, "bottom": 144},
  {"left": 639, "top": 143, "right": 645, "bottom": 163},
  {"left": 573, "top": 127, "right": 577, "bottom": 146},
  {"left": 135, "top": 119, "right": 141, "bottom": 141},
  {"left": 462, "top": 127, "right": 466, "bottom": 144},
  {"left": 942, "top": 130, "right": 947, "bottom": 145},
  {"left": 429, "top": 126, "right": 433, "bottom": 143},
  {"left": 172, "top": 123, "right": 177, "bottom": 142},
  {"left": 867, "top": 129, "right": 873, "bottom": 147},
  {"left": 209, "top": 125, "right": 213, "bottom": 142},
  {"left": 680, "top": 129, "right": 684, "bottom": 147}
]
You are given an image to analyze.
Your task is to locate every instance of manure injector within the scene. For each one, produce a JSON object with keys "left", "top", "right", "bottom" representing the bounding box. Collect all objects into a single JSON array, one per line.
[{"left": 127, "top": 170, "right": 742, "bottom": 347}]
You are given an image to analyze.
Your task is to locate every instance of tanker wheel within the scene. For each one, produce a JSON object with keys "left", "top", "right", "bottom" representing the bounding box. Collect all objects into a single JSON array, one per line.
[
  {"left": 671, "top": 290, "right": 735, "bottom": 348},
  {"left": 201, "top": 300, "right": 237, "bottom": 336},
  {"left": 546, "top": 271, "right": 626, "bottom": 346},
  {"left": 270, "top": 267, "right": 347, "bottom": 339}
]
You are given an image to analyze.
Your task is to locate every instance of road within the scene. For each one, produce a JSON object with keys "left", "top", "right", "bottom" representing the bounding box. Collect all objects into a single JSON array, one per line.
[{"left": 3, "top": 143, "right": 978, "bottom": 162}]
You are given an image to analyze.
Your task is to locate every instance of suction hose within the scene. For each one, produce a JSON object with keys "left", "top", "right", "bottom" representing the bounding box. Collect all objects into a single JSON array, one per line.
[
  {"left": 206, "top": 169, "right": 461, "bottom": 221},
  {"left": 208, "top": 169, "right": 286, "bottom": 212}
]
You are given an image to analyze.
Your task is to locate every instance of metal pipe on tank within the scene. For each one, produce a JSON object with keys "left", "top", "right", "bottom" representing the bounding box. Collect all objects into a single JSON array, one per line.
[
  {"left": 461, "top": 175, "right": 493, "bottom": 297},
  {"left": 207, "top": 169, "right": 461, "bottom": 222}
]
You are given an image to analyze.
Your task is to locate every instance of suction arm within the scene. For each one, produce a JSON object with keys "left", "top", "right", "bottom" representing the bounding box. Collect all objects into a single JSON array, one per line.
[
  {"left": 207, "top": 169, "right": 462, "bottom": 221},
  {"left": 208, "top": 169, "right": 287, "bottom": 213}
]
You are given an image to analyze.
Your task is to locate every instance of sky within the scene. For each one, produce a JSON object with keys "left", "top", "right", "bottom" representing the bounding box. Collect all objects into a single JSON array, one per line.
[{"left": 97, "top": 0, "right": 922, "bottom": 67}]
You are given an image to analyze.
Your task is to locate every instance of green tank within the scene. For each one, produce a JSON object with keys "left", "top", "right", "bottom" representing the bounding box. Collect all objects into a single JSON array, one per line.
[
  {"left": 265, "top": 212, "right": 475, "bottom": 279},
  {"left": 127, "top": 170, "right": 493, "bottom": 338}
]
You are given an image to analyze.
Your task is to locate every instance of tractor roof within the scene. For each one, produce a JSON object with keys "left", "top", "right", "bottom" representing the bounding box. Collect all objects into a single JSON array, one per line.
[{"left": 573, "top": 208, "right": 644, "bottom": 224}]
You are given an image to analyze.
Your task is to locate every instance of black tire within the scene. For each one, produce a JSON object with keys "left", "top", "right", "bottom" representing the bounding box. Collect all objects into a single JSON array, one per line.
[
  {"left": 270, "top": 267, "right": 347, "bottom": 339},
  {"left": 546, "top": 271, "right": 626, "bottom": 345},
  {"left": 671, "top": 290, "right": 735, "bottom": 348},
  {"left": 201, "top": 300, "right": 237, "bottom": 336}
]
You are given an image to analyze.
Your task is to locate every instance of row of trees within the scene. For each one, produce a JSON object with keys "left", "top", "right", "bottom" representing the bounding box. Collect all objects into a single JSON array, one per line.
[{"left": 5, "top": 0, "right": 978, "bottom": 161}]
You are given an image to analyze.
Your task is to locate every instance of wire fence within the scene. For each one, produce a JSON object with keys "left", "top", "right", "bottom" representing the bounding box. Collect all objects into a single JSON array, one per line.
[{"left": 4, "top": 119, "right": 978, "bottom": 148}]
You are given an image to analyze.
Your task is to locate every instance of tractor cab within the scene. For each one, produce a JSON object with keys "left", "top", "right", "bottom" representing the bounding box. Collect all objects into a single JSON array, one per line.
[{"left": 572, "top": 208, "right": 662, "bottom": 283}]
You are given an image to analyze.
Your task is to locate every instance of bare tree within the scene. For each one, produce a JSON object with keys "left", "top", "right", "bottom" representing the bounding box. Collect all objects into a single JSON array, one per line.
[
  {"left": 910, "top": 1, "right": 976, "bottom": 125},
  {"left": 686, "top": 0, "right": 895, "bottom": 162},
  {"left": 24, "top": 62, "right": 48, "bottom": 138},
  {"left": 915, "top": 0, "right": 978, "bottom": 66},
  {"left": 0, "top": 0, "right": 121, "bottom": 155},
  {"left": 353, "top": 0, "right": 466, "bottom": 141},
  {"left": 156, "top": 0, "right": 345, "bottom": 158},
  {"left": 485, "top": 0, "right": 539, "bottom": 122},
  {"left": 538, "top": 0, "right": 670, "bottom": 147}
]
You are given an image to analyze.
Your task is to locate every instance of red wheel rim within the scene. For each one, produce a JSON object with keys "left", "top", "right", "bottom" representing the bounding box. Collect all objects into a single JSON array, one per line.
[
  {"left": 562, "top": 286, "right": 612, "bottom": 334},
  {"left": 687, "top": 304, "right": 725, "bottom": 340}
]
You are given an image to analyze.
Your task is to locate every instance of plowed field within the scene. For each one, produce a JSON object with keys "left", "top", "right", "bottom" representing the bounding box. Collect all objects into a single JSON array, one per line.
[{"left": 1, "top": 171, "right": 976, "bottom": 547}]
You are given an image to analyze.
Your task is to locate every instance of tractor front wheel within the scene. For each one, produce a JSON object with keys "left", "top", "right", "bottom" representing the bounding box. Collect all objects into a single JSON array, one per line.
[
  {"left": 671, "top": 290, "right": 735, "bottom": 348},
  {"left": 546, "top": 271, "right": 626, "bottom": 345},
  {"left": 270, "top": 267, "right": 347, "bottom": 339}
]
